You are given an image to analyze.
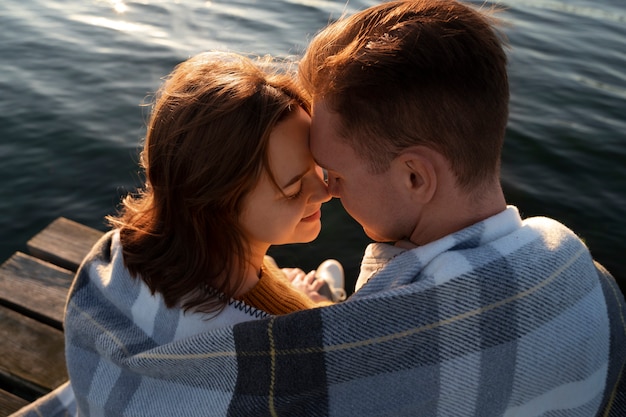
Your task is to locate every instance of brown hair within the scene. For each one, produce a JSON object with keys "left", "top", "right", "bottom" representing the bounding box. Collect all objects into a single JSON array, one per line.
[
  {"left": 298, "top": 0, "right": 509, "bottom": 190},
  {"left": 108, "top": 52, "right": 309, "bottom": 314}
]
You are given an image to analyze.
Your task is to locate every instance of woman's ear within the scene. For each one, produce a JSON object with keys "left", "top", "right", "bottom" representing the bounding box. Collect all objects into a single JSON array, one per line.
[{"left": 393, "top": 146, "right": 438, "bottom": 204}]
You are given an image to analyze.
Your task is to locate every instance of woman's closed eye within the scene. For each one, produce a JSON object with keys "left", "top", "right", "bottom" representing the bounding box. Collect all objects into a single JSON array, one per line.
[{"left": 286, "top": 186, "right": 303, "bottom": 200}]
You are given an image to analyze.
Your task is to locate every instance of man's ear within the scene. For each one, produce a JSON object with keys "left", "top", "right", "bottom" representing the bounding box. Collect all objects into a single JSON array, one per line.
[{"left": 393, "top": 146, "right": 437, "bottom": 204}]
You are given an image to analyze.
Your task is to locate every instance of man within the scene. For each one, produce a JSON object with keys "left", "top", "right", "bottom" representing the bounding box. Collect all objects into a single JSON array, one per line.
[
  {"left": 14, "top": 1, "right": 625, "bottom": 416},
  {"left": 292, "top": 0, "right": 626, "bottom": 415}
]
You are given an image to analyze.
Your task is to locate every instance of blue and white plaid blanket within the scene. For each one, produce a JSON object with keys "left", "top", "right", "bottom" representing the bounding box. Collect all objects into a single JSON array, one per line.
[{"left": 12, "top": 206, "right": 626, "bottom": 416}]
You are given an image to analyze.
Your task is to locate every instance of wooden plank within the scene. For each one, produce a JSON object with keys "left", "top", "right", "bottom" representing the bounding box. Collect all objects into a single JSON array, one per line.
[
  {"left": 0, "top": 252, "right": 73, "bottom": 330},
  {"left": 27, "top": 217, "right": 103, "bottom": 272},
  {"left": 0, "top": 388, "right": 29, "bottom": 417},
  {"left": 0, "top": 305, "right": 67, "bottom": 398}
]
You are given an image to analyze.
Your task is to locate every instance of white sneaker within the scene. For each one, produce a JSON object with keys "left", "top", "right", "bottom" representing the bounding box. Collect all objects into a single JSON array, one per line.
[{"left": 315, "top": 259, "right": 347, "bottom": 302}]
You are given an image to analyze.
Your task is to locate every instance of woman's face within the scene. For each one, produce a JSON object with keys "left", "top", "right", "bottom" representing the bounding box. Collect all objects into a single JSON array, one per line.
[{"left": 239, "top": 107, "right": 330, "bottom": 253}]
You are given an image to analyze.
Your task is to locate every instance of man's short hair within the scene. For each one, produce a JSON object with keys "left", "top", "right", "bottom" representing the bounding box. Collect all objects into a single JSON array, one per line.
[{"left": 299, "top": 0, "right": 509, "bottom": 190}]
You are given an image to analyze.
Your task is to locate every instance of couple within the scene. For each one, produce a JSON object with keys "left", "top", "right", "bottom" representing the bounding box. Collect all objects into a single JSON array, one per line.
[{"left": 15, "top": 1, "right": 626, "bottom": 416}]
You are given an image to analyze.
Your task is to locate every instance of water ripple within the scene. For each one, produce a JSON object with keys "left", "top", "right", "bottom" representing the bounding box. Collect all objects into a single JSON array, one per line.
[{"left": 493, "top": 0, "right": 626, "bottom": 23}]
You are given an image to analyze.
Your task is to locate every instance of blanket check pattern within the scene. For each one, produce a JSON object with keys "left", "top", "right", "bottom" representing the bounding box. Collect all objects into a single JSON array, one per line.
[{"left": 11, "top": 207, "right": 626, "bottom": 417}]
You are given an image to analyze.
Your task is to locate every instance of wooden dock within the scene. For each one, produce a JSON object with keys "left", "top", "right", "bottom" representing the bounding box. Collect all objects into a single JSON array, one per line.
[{"left": 0, "top": 218, "right": 103, "bottom": 416}]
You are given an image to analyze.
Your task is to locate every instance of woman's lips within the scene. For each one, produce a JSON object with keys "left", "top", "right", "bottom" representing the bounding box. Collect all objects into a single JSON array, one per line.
[{"left": 301, "top": 209, "right": 321, "bottom": 222}]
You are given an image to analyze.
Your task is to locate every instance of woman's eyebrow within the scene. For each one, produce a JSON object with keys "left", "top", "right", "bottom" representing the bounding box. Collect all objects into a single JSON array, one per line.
[{"left": 281, "top": 171, "right": 307, "bottom": 189}]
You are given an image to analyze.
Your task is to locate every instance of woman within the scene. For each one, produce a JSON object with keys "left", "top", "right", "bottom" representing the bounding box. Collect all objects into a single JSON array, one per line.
[
  {"left": 13, "top": 51, "right": 334, "bottom": 417},
  {"left": 103, "top": 51, "right": 333, "bottom": 320}
]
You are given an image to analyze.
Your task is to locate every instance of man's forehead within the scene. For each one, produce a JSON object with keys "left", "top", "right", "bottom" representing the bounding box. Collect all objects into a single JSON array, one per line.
[
  {"left": 311, "top": 98, "right": 339, "bottom": 123},
  {"left": 309, "top": 101, "right": 337, "bottom": 167}
]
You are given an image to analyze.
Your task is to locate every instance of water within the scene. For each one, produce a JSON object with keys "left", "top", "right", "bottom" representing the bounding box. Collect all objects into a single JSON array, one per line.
[{"left": 1, "top": 0, "right": 624, "bottom": 293}]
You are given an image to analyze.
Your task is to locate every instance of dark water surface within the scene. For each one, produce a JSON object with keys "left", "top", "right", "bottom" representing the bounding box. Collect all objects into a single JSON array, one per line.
[{"left": 1, "top": 0, "right": 624, "bottom": 292}]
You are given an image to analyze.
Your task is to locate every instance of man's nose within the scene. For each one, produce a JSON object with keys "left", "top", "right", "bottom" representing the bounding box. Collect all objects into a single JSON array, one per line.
[{"left": 326, "top": 177, "right": 340, "bottom": 198}]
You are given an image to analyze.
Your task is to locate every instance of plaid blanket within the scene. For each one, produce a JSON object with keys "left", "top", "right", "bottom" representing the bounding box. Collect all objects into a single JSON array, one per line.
[{"left": 12, "top": 206, "right": 626, "bottom": 416}]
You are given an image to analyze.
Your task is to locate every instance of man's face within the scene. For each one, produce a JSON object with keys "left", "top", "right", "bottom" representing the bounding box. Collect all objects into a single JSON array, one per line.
[{"left": 310, "top": 100, "right": 407, "bottom": 242}]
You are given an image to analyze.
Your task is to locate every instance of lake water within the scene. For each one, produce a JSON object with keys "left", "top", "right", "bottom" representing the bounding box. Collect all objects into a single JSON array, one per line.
[{"left": 1, "top": 0, "right": 624, "bottom": 293}]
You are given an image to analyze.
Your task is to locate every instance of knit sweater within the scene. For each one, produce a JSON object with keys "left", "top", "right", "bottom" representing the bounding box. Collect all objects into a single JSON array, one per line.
[
  {"left": 11, "top": 206, "right": 626, "bottom": 417},
  {"left": 239, "top": 256, "right": 330, "bottom": 315}
]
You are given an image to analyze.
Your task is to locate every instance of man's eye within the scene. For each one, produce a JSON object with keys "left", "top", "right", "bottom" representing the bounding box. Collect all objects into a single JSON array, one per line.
[{"left": 322, "top": 169, "right": 329, "bottom": 184}]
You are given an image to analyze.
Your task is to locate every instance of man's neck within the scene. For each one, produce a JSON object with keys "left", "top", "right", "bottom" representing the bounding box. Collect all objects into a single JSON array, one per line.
[{"left": 409, "top": 184, "right": 507, "bottom": 246}]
